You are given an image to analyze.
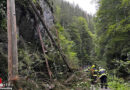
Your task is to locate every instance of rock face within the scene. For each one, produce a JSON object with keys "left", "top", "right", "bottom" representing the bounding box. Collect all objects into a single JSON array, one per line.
[
  {"left": 39, "top": 0, "right": 54, "bottom": 27},
  {"left": 0, "top": 0, "right": 55, "bottom": 81},
  {"left": 16, "top": 0, "right": 54, "bottom": 42}
]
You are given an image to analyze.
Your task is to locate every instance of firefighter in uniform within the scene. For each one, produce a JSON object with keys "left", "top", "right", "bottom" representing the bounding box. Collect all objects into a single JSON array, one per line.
[
  {"left": 99, "top": 67, "right": 108, "bottom": 89},
  {"left": 90, "top": 65, "right": 98, "bottom": 84}
]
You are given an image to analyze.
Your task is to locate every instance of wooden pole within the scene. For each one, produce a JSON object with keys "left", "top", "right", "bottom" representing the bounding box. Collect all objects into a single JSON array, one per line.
[
  {"left": 7, "top": 0, "right": 13, "bottom": 81},
  {"left": 7, "top": 0, "right": 18, "bottom": 81}
]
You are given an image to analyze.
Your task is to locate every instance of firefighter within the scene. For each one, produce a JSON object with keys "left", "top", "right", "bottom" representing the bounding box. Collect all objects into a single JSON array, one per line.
[
  {"left": 90, "top": 65, "right": 98, "bottom": 84},
  {"left": 99, "top": 67, "right": 108, "bottom": 89}
]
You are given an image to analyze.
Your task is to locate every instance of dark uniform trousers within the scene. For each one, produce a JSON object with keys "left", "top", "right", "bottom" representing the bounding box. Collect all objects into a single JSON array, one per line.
[{"left": 100, "top": 75, "right": 107, "bottom": 89}]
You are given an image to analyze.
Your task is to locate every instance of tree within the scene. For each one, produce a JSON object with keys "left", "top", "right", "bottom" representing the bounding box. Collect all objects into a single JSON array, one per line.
[{"left": 95, "top": 0, "right": 130, "bottom": 79}]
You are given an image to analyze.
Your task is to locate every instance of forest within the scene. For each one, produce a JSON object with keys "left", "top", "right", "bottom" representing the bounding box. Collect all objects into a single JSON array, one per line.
[{"left": 0, "top": 0, "right": 130, "bottom": 90}]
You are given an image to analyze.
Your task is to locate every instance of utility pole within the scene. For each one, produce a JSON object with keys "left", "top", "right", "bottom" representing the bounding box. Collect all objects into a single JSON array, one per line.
[{"left": 7, "top": 0, "right": 18, "bottom": 81}]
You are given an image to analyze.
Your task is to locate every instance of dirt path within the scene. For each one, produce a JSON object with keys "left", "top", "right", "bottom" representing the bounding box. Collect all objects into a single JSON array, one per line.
[
  {"left": 98, "top": 87, "right": 110, "bottom": 90},
  {"left": 90, "top": 85, "right": 111, "bottom": 90}
]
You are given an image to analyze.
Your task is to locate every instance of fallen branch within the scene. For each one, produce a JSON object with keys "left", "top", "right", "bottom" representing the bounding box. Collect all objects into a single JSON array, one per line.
[
  {"left": 37, "top": 25, "right": 52, "bottom": 80},
  {"left": 64, "top": 74, "right": 76, "bottom": 84}
]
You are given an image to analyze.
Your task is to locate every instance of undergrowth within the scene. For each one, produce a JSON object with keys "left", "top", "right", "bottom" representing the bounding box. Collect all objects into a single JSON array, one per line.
[{"left": 108, "top": 75, "right": 130, "bottom": 90}]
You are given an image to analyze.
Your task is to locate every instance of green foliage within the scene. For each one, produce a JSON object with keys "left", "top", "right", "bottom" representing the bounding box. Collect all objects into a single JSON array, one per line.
[
  {"left": 95, "top": 0, "right": 130, "bottom": 79},
  {"left": 19, "top": 49, "right": 35, "bottom": 77},
  {"left": 56, "top": 23, "right": 79, "bottom": 68},
  {"left": 122, "top": 0, "right": 130, "bottom": 6},
  {"left": 0, "top": 46, "right": 7, "bottom": 80},
  {"left": 53, "top": 0, "right": 96, "bottom": 66},
  {"left": 108, "top": 75, "right": 130, "bottom": 90},
  {"left": 76, "top": 81, "right": 90, "bottom": 88},
  {"left": 68, "top": 16, "right": 94, "bottom": 65},
  {"left": 1, "top": 18, "right": 6, "bottom": 30},
  {"left": 55, "top": 6, "right": 61, "bottom": 22},
  {"left": 33, "top": 0, "right": 36, "bottom": 3},
  {"left": 0, "top": 0, "right": 6, "bottom": 31}
]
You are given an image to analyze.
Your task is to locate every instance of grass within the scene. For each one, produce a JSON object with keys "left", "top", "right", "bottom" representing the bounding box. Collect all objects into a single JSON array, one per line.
[{"left": 108, "top": 75, "right": 130, "bottom": 90}]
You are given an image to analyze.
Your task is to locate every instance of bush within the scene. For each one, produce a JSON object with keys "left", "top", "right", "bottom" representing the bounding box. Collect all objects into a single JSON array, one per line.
[{"left": 108, "top": 75, "right": 130, "bottom": 90}]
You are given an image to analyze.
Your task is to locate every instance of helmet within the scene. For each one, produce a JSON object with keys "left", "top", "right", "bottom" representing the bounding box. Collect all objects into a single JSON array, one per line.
[
  {"left": 99, "top": 67, "right": 102, "bottom": 69},
  {"left": 92, "top": 65, "right": 95, "bottom": 68}
]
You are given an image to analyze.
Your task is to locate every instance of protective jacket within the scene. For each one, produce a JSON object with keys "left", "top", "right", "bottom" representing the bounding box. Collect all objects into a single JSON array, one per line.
[
  {"left": 93, "top": 69, "right": 98, "bottom": 77},
  {"left": 99, "top": 68, "right": 107, "bottom": 78}
]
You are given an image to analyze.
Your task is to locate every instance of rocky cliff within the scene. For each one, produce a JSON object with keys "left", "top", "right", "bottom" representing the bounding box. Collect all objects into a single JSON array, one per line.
[{"left": 0, "top": 0, "right": 56, "bottom": 88}]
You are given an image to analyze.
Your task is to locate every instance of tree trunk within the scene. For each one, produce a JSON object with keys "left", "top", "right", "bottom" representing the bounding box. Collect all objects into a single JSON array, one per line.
[{"left": 7, "top": 0, "right": 18, "bottom": 81}]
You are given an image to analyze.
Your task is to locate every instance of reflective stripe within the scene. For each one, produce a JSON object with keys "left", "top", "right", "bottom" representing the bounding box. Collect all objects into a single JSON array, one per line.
[
  {"left": 99, "top": 69, "right": 106, "bottom": 75},
  {"left": 93, "top": 74, "right": 98, "bottom": 76},
  {"left": 94, "top": 70, "right": 98, "bottom": 74},
  {"left": 99, "top": 74, "right": 107, "bottom": 78},
  {"left": 99, "top": 69, "right": 105, "bottom": 71},
  {"left": 99, "top": 68, "right": 107, "bottom": 79}
]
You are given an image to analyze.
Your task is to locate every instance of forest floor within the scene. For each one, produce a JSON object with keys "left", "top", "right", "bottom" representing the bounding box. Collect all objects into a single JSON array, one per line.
[
  {"left": 57, "top": 70, "right": 111, "bottom": 90},
  {"left": 98, "top": 87, "right": 110, "bottom": 90},
  {"left": 2, "top": 69, "right": 112, "bottom": 90}
]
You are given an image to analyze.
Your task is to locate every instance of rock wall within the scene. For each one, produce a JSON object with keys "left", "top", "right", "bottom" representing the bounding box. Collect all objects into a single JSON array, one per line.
[
  {"left": 0, "top": 0, "right": 55, "bottom": 81},
  {"left": 16, "top": 0, "right": 54, "bottom": 42}
]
